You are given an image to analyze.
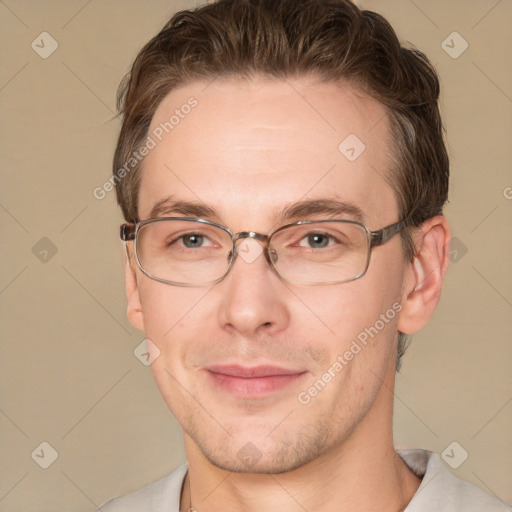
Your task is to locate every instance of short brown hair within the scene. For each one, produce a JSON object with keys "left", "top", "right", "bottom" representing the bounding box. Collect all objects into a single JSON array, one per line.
[{"left": 113, "top": 0, "right": 449, "bottom": 369}]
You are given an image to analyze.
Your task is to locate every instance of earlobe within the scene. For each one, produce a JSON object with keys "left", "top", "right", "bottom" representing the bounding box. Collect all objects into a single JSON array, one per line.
[
  {"left": 397, "top": 216, "right": 451, "bottom": 334},
  {"left": 124, "top": 246, "right": 145, "bottom": 331}
]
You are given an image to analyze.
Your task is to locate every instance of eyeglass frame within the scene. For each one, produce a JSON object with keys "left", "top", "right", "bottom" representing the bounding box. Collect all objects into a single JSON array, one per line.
[{"left": 120, "top": 216, "right": 409, "bottom": 287}]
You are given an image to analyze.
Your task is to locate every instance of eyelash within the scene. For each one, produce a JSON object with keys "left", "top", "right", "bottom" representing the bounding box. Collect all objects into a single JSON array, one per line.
[{"left": 167, "top": 231, "right": 344, "bottom": 250}]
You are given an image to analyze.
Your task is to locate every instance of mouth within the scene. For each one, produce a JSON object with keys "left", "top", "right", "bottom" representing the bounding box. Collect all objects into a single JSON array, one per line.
[{"left": 205, "top": 364, "right": 308, "bottom": 397}]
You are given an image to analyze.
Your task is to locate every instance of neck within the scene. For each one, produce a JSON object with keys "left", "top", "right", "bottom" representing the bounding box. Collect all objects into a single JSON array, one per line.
[
  {"left": 179, "top": 360, "right": 421, "bottom": 512},
  {"left": 180, "top": 417, "right": 421, "bottom": 512}
]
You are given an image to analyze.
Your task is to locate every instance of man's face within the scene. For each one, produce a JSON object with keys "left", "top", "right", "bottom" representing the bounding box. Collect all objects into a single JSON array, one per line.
[{"left": 130, "top": 77, "right": 411, "bottom": 472}]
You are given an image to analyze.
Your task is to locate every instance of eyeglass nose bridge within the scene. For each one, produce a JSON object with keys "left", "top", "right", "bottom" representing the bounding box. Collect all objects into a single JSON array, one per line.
[
  {"left": 232, "top": 231, "right": 268, "bottom": 244},
  {"left": 229, "top": 231, "right": 279, "bottom": 267}
]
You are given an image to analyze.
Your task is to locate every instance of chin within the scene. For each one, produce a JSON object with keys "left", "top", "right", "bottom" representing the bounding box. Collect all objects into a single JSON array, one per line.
[{"left": 189, "top": 419, "right": 334, "bottom": 474}]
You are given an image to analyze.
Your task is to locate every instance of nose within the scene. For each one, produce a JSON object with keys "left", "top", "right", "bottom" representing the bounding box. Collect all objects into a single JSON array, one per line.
[{"left": 216, "top": 237, "right": 290, "bottom": 338}]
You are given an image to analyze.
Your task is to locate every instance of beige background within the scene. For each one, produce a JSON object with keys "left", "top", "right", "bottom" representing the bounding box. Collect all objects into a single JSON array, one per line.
[{"left": 0, "top": 0, "right": 511, "bottom": 510}]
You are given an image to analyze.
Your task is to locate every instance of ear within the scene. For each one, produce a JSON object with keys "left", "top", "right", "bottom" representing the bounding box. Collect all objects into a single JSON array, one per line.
[
  {"left": 124, "top": 244, "right": 145, "bottom": 331},
  {"left": 397, "top": 216, "right": 451, "bottom": 334}
]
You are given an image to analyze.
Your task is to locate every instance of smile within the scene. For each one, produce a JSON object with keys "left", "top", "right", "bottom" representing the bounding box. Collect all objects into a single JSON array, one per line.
[{"left": 205, "top": 365, "right": 309, "bottom": 397}]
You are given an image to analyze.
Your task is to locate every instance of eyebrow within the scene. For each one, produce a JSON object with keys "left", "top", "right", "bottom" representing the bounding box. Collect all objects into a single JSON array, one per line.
[
  {"left": 147, "top": 196, "right": 365, "bottom": 224},
  {"left": 149, "top": 197, "right": 216, "bottom": 219}
]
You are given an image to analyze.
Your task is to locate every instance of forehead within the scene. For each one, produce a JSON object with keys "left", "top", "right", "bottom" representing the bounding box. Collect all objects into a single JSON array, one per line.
[{"left": 139, "top": 77, "right": 398, "bottom": 228}]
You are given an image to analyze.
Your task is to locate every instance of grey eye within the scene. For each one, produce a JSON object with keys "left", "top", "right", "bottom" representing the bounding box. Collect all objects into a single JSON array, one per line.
[
  {"left": 305, "top": 233, "right": 330, "bottom": 248},
  {"left": 181, "top": 234, "right": 205, "bottom": 248}
]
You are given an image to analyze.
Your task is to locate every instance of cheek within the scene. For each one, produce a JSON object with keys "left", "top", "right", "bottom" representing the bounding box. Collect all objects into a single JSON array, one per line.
[
  {"left": 137, "top": 282, "right": 216, "bottom": 413},
  {"left": 137, "top": 279, "right": 220, "bottom": 395},
  {"left": 138, "top": 279, "right": 215, "bottom": 340},
  {"left": 291, "top": 265, "right": 404, "bottom": 399},
  {"left": 291, "top": 276, "right": 401, "bottom": 346}
]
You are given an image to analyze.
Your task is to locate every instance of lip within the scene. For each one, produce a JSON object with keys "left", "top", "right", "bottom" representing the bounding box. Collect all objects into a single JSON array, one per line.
[
  {"left": 207, "top": 364, "right": 304, "bottom": 378},
  {"left": 205, "top": 364, "right": 308, "bottom": 397}
]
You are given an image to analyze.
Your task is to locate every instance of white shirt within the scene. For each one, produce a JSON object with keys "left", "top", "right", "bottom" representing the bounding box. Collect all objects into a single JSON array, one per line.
[{"left": 99, "top": 449, "right": 510, "bottom": 511}]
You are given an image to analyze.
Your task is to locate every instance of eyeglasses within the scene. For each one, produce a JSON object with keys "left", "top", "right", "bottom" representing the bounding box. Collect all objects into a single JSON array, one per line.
[{"left": 120, "top": 217, "right": 408, "bottom": 287}]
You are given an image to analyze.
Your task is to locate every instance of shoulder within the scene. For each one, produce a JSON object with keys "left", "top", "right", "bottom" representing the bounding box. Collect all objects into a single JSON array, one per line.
[
  {"left": 398, "top": 449, "right": 510, "bottom": 512},
  {"left": 98, "top": 463, "right": 188, "bottom": 512}
]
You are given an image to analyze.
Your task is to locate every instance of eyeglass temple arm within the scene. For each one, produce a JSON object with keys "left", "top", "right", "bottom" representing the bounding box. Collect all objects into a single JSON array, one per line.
[
  {"left": 370, "top": 219, "right": 408, "bottom": 247},
  {"left": 120, "top": 223, "right": 136, "bottom": 241}
]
